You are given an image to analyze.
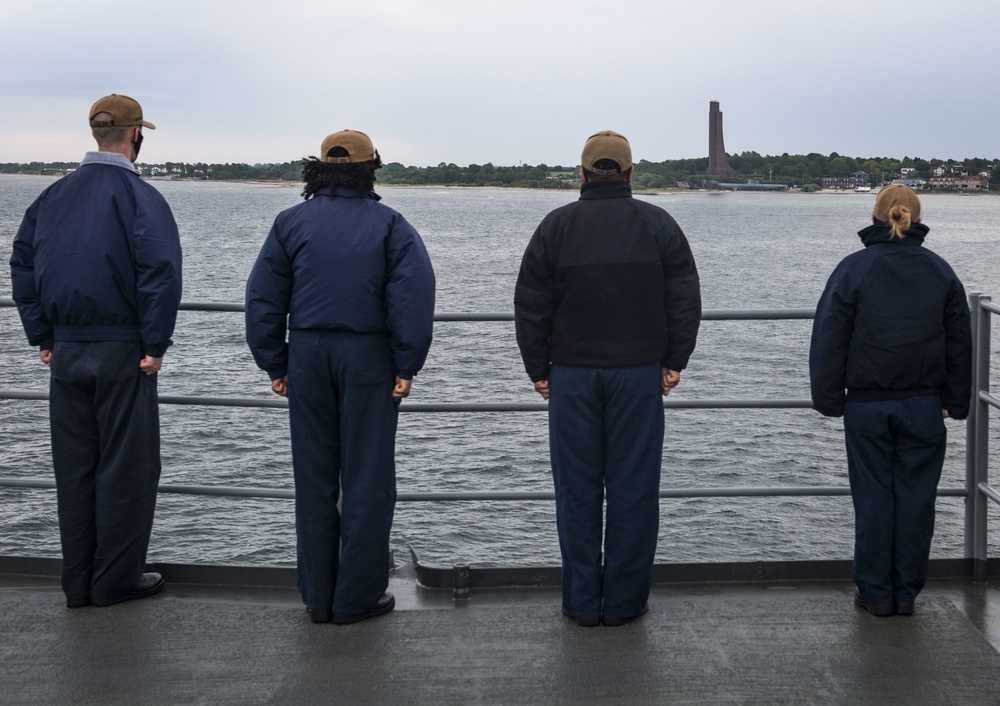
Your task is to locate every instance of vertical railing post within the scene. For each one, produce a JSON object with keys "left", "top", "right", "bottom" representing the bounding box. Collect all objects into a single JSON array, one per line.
[
  {"left": 965, "top": 293, "right": 981, "bottom": 559},
  {"left": 969, "top": 294, "right": 991, "bottom": 582}
]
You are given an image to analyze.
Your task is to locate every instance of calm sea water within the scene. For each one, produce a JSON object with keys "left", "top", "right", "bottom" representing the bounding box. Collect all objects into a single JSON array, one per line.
[{"left": 1, "top": 175, "right": 999, "bottom": 568}]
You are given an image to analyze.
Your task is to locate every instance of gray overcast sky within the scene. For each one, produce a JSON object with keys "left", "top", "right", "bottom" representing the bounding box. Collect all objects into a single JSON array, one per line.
[{"left": 2, "top": 0, "right": 997, "bottom": 167}]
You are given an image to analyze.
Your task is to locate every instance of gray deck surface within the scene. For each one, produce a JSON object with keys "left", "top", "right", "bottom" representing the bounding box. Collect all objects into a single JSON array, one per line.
[{"left": 3, "top": 571, "right": 1000, "bottom": 705}]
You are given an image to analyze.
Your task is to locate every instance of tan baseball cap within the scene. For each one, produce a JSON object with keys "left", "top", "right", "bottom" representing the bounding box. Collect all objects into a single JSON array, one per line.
[
  {"left": 581, "top": 130, "right": 632, "bottom": 174},
  {"left": 89, "top": 94, "right": 155, "bottom": 129},
  {"left": 320, "top": 129, "right": 376, "bottom": 163}
]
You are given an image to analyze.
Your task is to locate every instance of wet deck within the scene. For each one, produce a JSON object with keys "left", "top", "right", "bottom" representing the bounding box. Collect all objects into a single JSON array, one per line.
[{"left": 3, "top": 561, "right": 1000, "bottom": 704}]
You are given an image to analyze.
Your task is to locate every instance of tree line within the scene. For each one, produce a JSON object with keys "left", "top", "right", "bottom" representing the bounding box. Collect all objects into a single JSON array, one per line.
[{"left": 2, "top": 152, "right": 995, "bottom": 190}]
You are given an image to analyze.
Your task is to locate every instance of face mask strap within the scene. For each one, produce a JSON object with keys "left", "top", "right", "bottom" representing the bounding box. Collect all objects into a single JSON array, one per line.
[{"left": 132, "top": 130, "right": 144, "bottom": 160}]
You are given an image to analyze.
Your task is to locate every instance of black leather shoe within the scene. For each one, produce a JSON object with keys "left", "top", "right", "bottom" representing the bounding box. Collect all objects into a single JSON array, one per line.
[
  {"left": 602, "top": 603, "right": 649, "bottom": 627},
  {"left": 854, "top": 590, "right": 893, "bottom": 617},
  {"left": 561, "top": 607, "right": 600, "bottom": 627},
  {"left": 92, "top": 573, "right": 165, "bottom": 607},
  {"left": 895, "top": 601, "right": 915, "bottom": 616},
  {"left": 331, "top": 592, "right": 395, "bottom": 625},
  {"left": 307, "top": 608, "right": 332, "bottom": 623},
  {"left": 66, "top": 596, "right": 91, "bottom": 609}
]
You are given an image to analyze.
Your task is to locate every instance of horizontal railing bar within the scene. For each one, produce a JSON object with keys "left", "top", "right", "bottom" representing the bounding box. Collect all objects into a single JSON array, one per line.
[
  {"left": 431, "top": 309, "right": 818, "bottom": 322},
  {"left": 0, "top": 390, "right": 45, "bottom": 401},
  {"left": 0, "top": 477, "right": 968, "bottom": 501},
  {"left": 703, "top": 308, "right": 814, "bottom": 321},
  {"left": 0, "top": 298, "right": 814, "bottom": 322},
  {"left": 434, "top": 312, "right": 513, "bottom": 322},
  {"left": 978, "top": 482, "right": 1000, "bottom": 507},
  {"left": 180, "top": 301, "right": 244, "bottom": 312},
  {"left": 162, "top": 394, "right": 288, "bottom": 409},
  {"left": 0, "top": 477, "right": 293, "bottom": 499},
  {"left": 980, "top": 391, "right": 1000, "bottom": 411},
  {"left": 0, "top": 390, "right": 813, "bottom": 411},
  {"left": 981, "top": 300, "right": 1000, "bottom": 315}
]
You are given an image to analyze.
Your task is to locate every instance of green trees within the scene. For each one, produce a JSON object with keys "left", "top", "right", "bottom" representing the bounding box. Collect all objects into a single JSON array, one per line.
[
  {"left": 375, "top": 161, "right": 576, "bottom": 189},
  {"left": 633, "top": 173, "right": 669, "bottom": 189},
  {"left": 1, "top": 161, "right": 78, "bottom": 175},
  {"left": 2, "top": 152, "right": 995, "bottom": 190}
]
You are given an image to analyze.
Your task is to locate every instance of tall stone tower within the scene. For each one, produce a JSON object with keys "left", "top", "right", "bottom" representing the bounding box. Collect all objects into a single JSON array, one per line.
[{"left": 707, "top": 101, "right": 736, "bottom": 176}]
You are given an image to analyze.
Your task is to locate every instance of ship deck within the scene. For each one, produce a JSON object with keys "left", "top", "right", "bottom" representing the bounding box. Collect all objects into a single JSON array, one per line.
[{"left": 3, "top": 560, "right": 1000, "bottom": 705}]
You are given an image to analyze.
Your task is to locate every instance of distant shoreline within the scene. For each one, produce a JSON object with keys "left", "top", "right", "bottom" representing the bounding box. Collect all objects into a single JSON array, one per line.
[{"left": 3, "top": 173, "right": 995, "bottom": 196}]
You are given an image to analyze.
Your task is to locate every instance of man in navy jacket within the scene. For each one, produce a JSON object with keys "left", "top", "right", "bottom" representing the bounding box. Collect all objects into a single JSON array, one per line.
[
  {"left": 10, "top": 94, "right": 182, "bottom": 608},
  {"left": 515, "top": 131, "right": 701, "bottom": 627},
  {"left": 246, "top": 130, "right": 435, "bottom": 624}
]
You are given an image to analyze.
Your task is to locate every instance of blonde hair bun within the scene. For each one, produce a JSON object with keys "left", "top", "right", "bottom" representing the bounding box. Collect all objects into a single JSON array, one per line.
[{"left": 873, "top": 184, "right": 921, "bottom": 239}]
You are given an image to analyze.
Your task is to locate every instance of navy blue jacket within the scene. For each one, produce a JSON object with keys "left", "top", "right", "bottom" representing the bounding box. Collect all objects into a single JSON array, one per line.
[
  {"left": 514, "top": 180, "right": 701, "bottom": 382},
  {"left": 10, "top": 158, "right": 183, "bottom": 357},
  {"left": 245, "top": 187, "right": 436, "bottom": 381},
  {"left": 809, "top": 222, "right": 972, "bottom": 418}
]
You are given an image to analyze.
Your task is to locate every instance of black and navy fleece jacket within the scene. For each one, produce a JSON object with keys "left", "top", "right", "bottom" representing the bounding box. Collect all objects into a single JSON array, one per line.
[
  {"left": 245, "top": 187, "right": 436, "bottom": 381},
  {"left": 514, "top": 180, "right": 701, "bottom": 382},
  {"left": 809, "top": 222, "right": 972, "bottom": 419}
]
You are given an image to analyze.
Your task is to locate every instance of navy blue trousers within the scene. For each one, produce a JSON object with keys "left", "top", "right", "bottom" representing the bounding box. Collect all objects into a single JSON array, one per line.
[
  {"left": 287, "top": 330, "right": 398, "bottom": 614},
  {"left": 548, "top": 363, "right": 664, "bottom": 620},
  {"left": 49, "top": 341, "right": 161, "bottom": 604},
  {"left": 844, "top": 396, "right": 946, "bottom": 605}
]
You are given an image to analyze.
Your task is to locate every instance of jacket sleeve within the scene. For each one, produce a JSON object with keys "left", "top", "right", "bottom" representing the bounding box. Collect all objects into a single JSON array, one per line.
[
  {"left": 9, "top": 198, "right": 54, "bottom": 350},
  {"left": 132, "top": 189, "right": 183, "bottom": 357},
  {"left": 659, "top": 228, "right": 701, "bottom": 371},
  {"left": 384, "top": 214, "right": 436, "bottom": 378},
  {"left": 941, "top": 277, "right": 973, "bottom": 420},
  {"left": 513, "top": 224, "right": 554, "bottom": 382},
  {"left": 809, "top": 264, "right": 854, "bottom": 417},
  {"left": 245, "top": 222, "right": 293, "bottom": 380}
]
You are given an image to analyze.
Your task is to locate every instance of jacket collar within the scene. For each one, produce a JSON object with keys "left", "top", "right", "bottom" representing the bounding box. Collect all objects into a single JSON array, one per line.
[
  {"left": 315, "top": 186, "right": 381, "bottom": 201},
  {"left": 579, "top": 180, "right": 632, "bottom": 200},
  {"left": 80, "top": 151, "right": 139, "bottom": 174},
  {"left": 858, "top": 221, "right": 928, "bottom": 247}
]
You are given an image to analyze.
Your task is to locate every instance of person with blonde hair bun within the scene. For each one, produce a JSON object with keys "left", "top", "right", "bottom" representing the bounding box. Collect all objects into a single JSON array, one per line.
[
  {"left": 874, "top": 182, "right": 922, "bottom": 239},
  {"left": 810, "top": 184, "right": 972, "bottom": 617}
]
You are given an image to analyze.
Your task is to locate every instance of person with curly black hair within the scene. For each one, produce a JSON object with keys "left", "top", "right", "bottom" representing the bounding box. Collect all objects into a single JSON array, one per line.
[
  {"left": 300, "top": 148, "right": 383, "bottom": 199},
  {"left": 246, "top": 130, "right": 435, "bottom": 625}
]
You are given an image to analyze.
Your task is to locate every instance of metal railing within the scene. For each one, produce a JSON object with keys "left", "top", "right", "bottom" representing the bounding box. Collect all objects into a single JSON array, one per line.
[
  {"left": 966, "top": 293, "right": 998, "bottom": 580},
  {"left": 0, "top": 296, "right": 994, "bottom": 574}
]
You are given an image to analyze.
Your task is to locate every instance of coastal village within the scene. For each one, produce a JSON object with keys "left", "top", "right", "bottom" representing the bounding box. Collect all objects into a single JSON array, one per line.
[{"left": 820, "top": 166, "right": 992, "bottom": 193}]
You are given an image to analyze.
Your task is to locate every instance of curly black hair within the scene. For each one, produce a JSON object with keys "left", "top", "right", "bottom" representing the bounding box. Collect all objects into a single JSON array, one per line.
[{"left": 300, "top": 150, "right": 383, "bottom": 200}]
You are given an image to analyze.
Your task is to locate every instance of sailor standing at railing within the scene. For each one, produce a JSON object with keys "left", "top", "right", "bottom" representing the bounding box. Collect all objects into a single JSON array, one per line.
[
  {"left": 245, "top": 130, "right": 435, "bottom": 625},
  {"left": 8, "top": 94, "right": 183, "bottom": 609},
  {"left": 810, "top": 184, "right": 972, "bottom": 618},
  {"left": 514, "top": 131, "right": 702, "bottom": 627}
]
